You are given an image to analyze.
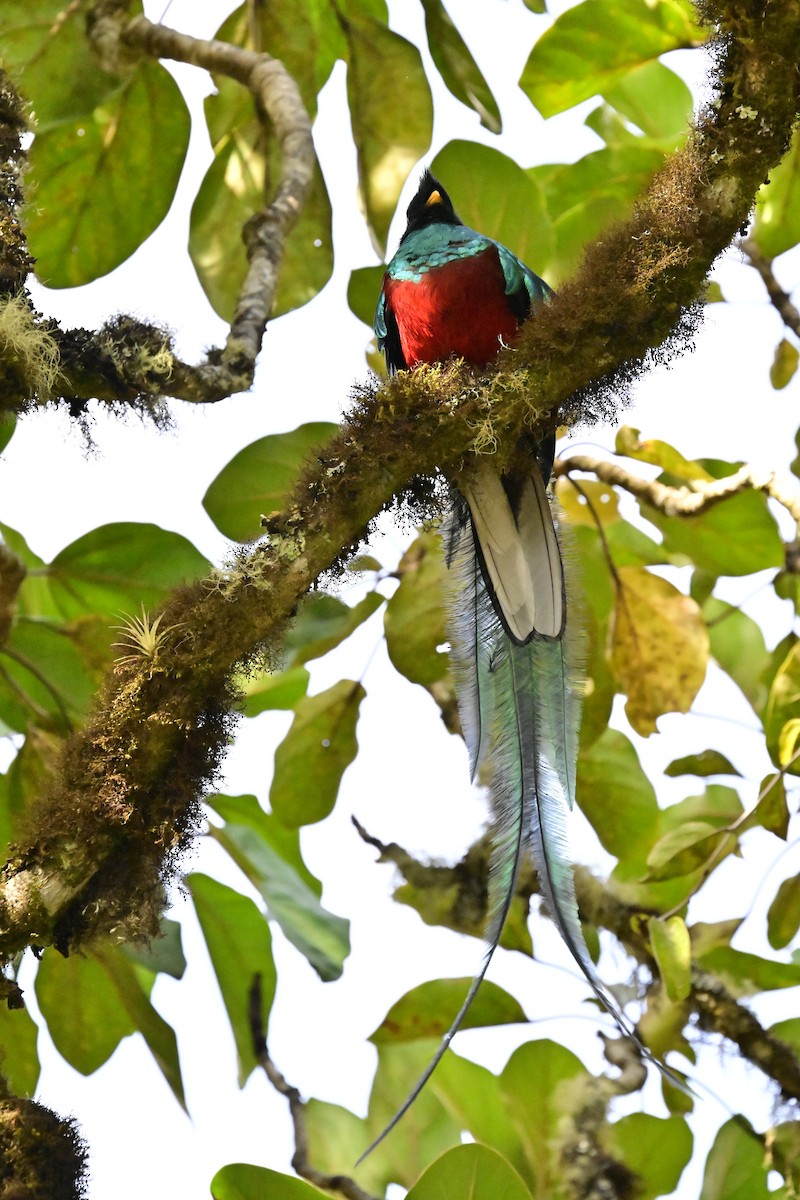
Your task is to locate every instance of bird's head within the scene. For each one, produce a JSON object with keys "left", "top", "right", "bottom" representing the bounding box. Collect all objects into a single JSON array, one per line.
[{"left": 402, "top": 170, "right": 462, "bottom": 237}]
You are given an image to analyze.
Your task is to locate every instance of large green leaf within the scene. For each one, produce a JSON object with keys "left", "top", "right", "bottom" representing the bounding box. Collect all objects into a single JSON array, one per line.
[
  {"left": 189, "top": 873, "right": 277, "bottom": 1086},
  {"left": 240, "top": 665, "right": 310, "bottom": 717},
  {"left": 211, "top": 1164, "right": 328, "bottom": 1200},
  {"left": 0, "top": 1, "right": 129, "bottom": 129},
  {"left": 602, "top": 60, "right": 693, "bottom": 145},
  {"left": 46, "top": 523, "right": 210, "bottom": 621},
  {"left": 695, "top": 946, "right": 800, "bottom": 996},
  {"left": 94, "top": 945, "right": 185, "bottom": 1110},
  {"left": 190, "top": 72, "right": 333, "bottom": 321},
  {"left": 384, "top": 533, "right": 449, "bottom": 687},
  {"left": 432, "top": 1053, "right": 528, "bottom": 1176},
  {"left": 370, "top": 978, "right": 526, "bottom": 1043},
  {"left": 207, "top": 793, "right": 350, "bottom": 981},
  {"left": 343, "top": 12, "right": 433, "bottom": 254},
  {"left": 26, "top": 61, "right": 190, "bottom": 286},
  {"left": 520, "top": 0, "right": 702, "bottom": 117},
  {"left": 203, "top": 423, "right": 338, "bottom": 541},
  {"left": 0, "top": 617, "right": 99, "bottom": 733},
  {"left": 270, "top": 680, "right": 365, "bottom": 826},
  {"left": 283, "top": 592, "right": 384, "bottom": 667},
  {"left": 699, "top": 1118, "right": 770, "bottom": 1200},
  {"left": 432, "top": 141, "right": 553, "bottom": 277},
  {"left": 641, "top": 464, "right": 783, "bottom": 577},
  {"left": 753, "top": 129, "right": 800, "bottom": 260},
  {"left": 501, "top": 1040, "right": 589, "bottom": 1196},
  {"left": 406, "top": 1143, "right": 533, "bottom": 1200},
  {"left": 578, "top": 729, "right": 660, "bottom": 870},
  {"left": 608, "top": 1113, "right": 693, "bottom": 1199},
  {"left": 703, "top": 598, "right": 770, "bottom": 714},
  {"left": 533, "top": 145, "right": 665, "bottom": 280},
  {"left": 348, "top": 263, "right": 387, "bottom": 329},
  {"left": 420, "top": 0, "right": 501, "bottom": 132},
  {"left": 0, "top": 1003, "right": 39, "bottom": 1097},
  {"left": 35, "top": 951, "right": 136, "bottom": 1075}
]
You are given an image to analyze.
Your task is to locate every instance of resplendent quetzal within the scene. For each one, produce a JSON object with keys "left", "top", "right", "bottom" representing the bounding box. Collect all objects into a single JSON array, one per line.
[{"left": 363, "top": 171, "right": 671, "bottom": 1157}]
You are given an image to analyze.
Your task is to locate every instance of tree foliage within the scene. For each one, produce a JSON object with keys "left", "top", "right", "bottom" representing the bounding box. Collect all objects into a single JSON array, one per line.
[{"left": 0, "top": 0, "right": 800, "bottom": 1197}]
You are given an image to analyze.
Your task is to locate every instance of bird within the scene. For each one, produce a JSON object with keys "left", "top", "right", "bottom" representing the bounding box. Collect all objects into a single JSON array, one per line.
[{"left": 360, "top": 170, "right": 673, "bottom": 1161}]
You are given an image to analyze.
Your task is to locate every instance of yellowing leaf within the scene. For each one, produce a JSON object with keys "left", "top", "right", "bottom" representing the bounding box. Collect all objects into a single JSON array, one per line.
[
  {"left": 556, "top": 477, "right": 621, "bottom": 527},
  {"left": 770, "top": 338, "right": 800, "bottom": 390},
  {"left": 649, "top": 915, "right": 692, "bottom": 1000},
  {"left": 609, "top": 567, "right": 709, "bottom": 735}
]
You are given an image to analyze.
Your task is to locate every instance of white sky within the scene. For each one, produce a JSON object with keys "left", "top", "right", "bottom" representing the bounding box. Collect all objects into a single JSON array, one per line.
[{"left": 4, "top": 0, "right": 800, "bottom": 1196}]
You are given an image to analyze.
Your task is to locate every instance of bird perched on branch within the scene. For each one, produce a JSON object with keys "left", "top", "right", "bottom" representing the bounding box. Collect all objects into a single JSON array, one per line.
[{"left": 361, "top": 170, "right": 671, "bottom": 1159}]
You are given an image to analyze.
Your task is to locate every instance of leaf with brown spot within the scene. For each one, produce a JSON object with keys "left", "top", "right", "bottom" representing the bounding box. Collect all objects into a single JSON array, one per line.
[{"left": 609, "top": 566, "right": 709, "bottom": 735}]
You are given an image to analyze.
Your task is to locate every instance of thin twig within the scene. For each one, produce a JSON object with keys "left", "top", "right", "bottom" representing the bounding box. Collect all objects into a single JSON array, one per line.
[
  {"left": 248, "top": 977, "right": 380, "bottom": 1200},
  {"left": 741, "top": 237, "right": 800, "bottom": 339}
]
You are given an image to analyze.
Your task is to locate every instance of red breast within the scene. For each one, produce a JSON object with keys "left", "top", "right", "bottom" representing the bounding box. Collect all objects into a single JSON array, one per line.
[{"left": 384, "top": 245, "right": 519, "bottom": 368}]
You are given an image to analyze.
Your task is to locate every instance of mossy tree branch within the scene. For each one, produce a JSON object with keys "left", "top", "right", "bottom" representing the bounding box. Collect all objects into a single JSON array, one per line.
[
  {"left": 0, "top": 4, "right": 315, "bottom": 415},
  {"left": 1, "top": 0, "right": 799, "bottom": 961}
]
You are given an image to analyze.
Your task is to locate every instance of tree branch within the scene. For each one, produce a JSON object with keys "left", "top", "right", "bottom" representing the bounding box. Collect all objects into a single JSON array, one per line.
[
  {"left": 0, "top": 5, "right": 315, "bottom": 413},
  {"left": 741, "top": 236, "right": 800, "bottom": 339},
  {"left": 2, "top": 0, "right": 800, "bottom": 960},
  {"left": 555, "top": 453, "right": 800, "bottom": 540},
  {"left": 248, "top": 977, "right": 380, "bottom": 1200}
]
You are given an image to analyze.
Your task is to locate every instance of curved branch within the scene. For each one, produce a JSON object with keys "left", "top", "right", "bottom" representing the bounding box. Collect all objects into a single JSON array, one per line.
[
  {"left": 2, "top": 0, "right": 800, "bottom": 960},
  {"left": 556, "top": 453, "right": 800, "bottom": 539},
  {"left": 1, "top": 7, "right": 315, "bottom": 412},
  {"left": 741, "top": 237, "right": 800, "bottom": 339}
]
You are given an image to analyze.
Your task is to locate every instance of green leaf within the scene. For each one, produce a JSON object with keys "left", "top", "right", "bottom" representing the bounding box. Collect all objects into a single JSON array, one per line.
[
  {"left": 343, "top": 12, "right": 433, "bottom": 254},
  {"left": 420, "top": 0, "right": 501, "bottom": 132},
  {"left": 241, "top": 666, "right": 310, "bottom": 716},
  {"left": 602, "top": 60, "right": 692, "bottom": 145},
  {"left": 207, "top": 794, "right": 350, "bottom": 981},
  {"left": 0, "top": 1002, "right": 39, "bottom": 1097},
  {"left": 641, "top": 466, "right": 783, "bottom": 577},
  {"left": 283, "top": 592, "right": 384, "bottom": 667},
  {"left": 520, "top": 0, "right": 703, "bottom": 118},
  {"left": 270, "top": 680, "right": 365, "bottom": 827},
  {"left": 211, "top": 1164, "right": 328, "bottom": 1200},
  {"left": 384, "top": 533, "right": 448, "bottom": 687},
  {"left": 767, "top": 876, "right": 800, "bottom": 950},
  {"left": 753, "top": 130, "right": 800, "bottom": 259},
  {"left": 535, "top": 145, "right": 664, "bottom": 281},
  {"left": 665, "top": 750, "right": 740, "bottom": 778},
  {"left": 203, "top": 423, "right": 338, "bottom": 541},
  {"left": 190, "top": 71, "right": 333, "bottom": 321},
  {"left": 608, "top": 1114, "right": 693, "bottom": 1199},
  {"left": 578, "top": 729, "right": 660, "bottom": 870},
  {"left": 501, "top": 1040, "right": 589, "bottom": 1196},
  {"left": 432, "top": 1053, "right": 528, "bottom": 1175},
  {"left": 740, "top": 772, "right": 789, "bottom": 840},
  {"left": 432, "top": 141, "right": 553, "bottom": 276},
  {"left": 695, "top": 947, "right": 800, "bottom": 997},
  {"left": 47, "top": 523, "right": 210, "bottom": 620},
  {"left": 348, "top": 264, "right": 387, "bottom": 328},
  {"left": 406, "top": 1143, "right": 533, "bottom": 1200},
  {"left": 370, "top": 978, "right": 526, "bottom": 1044},
  {"left": 765, "top": 640, "right": 800, "bottom": 775},
  {"left": 770, "top": 338, "right": 800, "bottom": 389},
  {"left": 769, "top": 1017, "right": 800, "bottom": 1057},
  {"left": 35, "top": 951, "right": 135, "bottom": 1075},
  {"left": 0, "top": 414, "right": 16, "bottom": 456},
  {"left": 699, "top": 1118, "right": 770, "bottom": 1200},
  {"left": 703, "top": 598, "right": 770, "bottom": 714},
  {"left": 26, "top": 61, "right": 190, "bottom": 286},
  {"left": 189, "top": 873, "right": 277, "bottom": 1085},
  {"left": 241, "top": 0, "right": 344, "bottom": 113},
  {"left": 650, "top": 916, "right": 692, "bottom": 1001},
  {"left": 0, "top": 617, "right": 99, "bottom": 732},
  {"left": 615, "top": 426, "right": 712, "bottom": 481},
  {"left": 0, "top": 1, "right": 125, "bottom": 129},
  {"left": 94, "top": 945, "right": 185, "bottom": 1109},
  {"left": 123, "top": 917, "right": 186, "bottom": 980}
]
